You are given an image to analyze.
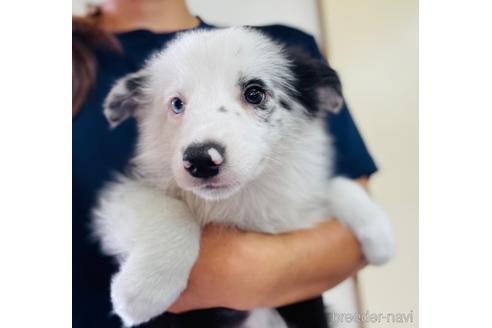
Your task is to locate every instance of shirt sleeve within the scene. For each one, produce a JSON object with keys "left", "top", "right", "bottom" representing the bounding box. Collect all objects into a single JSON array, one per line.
[{"left": 304, "top": 34, "right": 378, "bottom": 178}]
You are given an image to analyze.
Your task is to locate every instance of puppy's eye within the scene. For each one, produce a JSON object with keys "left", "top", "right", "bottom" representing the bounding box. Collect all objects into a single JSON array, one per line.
[
  {"left": 244, "top": 86, "right": 266, "bottom": 105},
  {"left": 171, "top": 97, "right": 185, "bottom": 114}
]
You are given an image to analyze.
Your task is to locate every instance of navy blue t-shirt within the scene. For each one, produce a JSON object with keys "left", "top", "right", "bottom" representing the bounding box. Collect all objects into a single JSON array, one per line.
[{"left": 73, "top": 19, "right": 377, "bottom": 328}]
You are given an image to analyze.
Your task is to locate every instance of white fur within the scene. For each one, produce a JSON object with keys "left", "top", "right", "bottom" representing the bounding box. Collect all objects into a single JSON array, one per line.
[
  {"left": 93, "top": 178, "right": 200, "bottom": 326},
  {"left": 93, "top": 27, "right": 394, "bottom": 326},
  {"left": 242, "top": 308, "right": 287, "bottom": 328}
]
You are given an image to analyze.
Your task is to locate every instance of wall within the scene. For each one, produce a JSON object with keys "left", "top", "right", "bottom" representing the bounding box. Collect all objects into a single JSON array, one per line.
[
  {"left": 187, "top": 0, "right": 321, "bottom": 42},
  {"left": 321, "top": 0, "right": 419, "bottom": 327}
]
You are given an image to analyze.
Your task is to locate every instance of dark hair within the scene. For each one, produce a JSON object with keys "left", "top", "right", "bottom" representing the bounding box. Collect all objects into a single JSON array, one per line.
[{"left": 72, "top": 8, "right": 121, "bottom": 116}]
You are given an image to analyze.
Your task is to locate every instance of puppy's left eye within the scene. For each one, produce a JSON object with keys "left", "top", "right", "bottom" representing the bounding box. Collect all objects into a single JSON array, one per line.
[
  {"left": 244, "top": 86, "right": 266, "bottom": 105},
  {"left": 171, "top": 97, "right": 185, "bottom": 114}
]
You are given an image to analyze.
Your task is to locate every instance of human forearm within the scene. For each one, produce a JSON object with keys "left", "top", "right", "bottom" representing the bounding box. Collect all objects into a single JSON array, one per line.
[
  {"left": 258, "top": 178, "right": 370, "bottom": 307},
  {"left": 169, "top": 219, "right": 365, "bottom": 312},
  {"left": 257, "top": 219, "right": 366, "bottom": 308}
]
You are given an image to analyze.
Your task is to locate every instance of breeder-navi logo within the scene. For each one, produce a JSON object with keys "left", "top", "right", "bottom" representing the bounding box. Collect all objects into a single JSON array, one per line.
[{"left": 329, "top": 310, "right": 415, "bottom": 324}]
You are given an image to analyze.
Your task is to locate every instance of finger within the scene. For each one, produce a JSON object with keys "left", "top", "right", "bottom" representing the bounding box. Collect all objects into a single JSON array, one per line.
[
  {"left": 168, "top": 290, "right": 198, "bottom": 314},
  {"left": 168, "top": 297, "right": 188, "bottom": 314}
]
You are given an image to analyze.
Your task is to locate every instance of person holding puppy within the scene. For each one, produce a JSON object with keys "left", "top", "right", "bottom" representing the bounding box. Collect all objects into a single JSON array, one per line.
[{"left": 73, "top": 0, "right": 380, "bottom": 327}]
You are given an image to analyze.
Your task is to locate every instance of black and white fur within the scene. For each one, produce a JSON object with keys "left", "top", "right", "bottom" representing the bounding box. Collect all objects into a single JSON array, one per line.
[{"left": 92, "top": 27, "right": 394, "bottom": 327}]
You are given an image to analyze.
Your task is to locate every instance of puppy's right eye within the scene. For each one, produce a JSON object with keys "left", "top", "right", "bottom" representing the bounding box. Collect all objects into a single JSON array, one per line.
[
  {"left": 171, "top": 97, "right": 185, "bottom": 114},
  {"left": 244, "top": 86, "right": 266, "bottom": 106}
]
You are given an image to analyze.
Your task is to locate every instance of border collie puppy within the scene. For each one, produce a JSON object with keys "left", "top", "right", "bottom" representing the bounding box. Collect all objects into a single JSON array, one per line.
[{"left": 92, "top": 27, "right": 394, "bottom": 328}]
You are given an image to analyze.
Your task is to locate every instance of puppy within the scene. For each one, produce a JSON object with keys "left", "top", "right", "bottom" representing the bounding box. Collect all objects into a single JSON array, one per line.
[{"left": 92, "top": 27, "right": 394, "bottom": 327}]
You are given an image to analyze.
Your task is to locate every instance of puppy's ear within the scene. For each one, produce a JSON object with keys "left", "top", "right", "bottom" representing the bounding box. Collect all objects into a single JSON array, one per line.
[
  {"left": 286, "top": 48, "right": 344, "bottom": 115},
  {"left": 103, "top": 71, "right": 149, "bottom": 128}
]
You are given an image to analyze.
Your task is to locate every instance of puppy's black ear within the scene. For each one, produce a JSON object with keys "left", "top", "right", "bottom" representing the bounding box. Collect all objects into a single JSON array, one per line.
[
  {"left": 286, "top": 48, "right": 344, "bottom": 115},
  {"left": 103, "top": 71, "right": 149, "bottom": 128}
]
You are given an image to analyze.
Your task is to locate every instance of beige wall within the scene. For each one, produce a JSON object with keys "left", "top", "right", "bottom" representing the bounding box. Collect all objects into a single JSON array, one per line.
[{"left": 321, "top": 0, "right": 418, "bottom": 326}]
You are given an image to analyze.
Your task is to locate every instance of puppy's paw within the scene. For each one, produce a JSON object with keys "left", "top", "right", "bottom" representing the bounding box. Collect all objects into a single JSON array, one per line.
[
  {"left": 359, "top": 208, "right": 395, "bottom": 265},
  {"left": 110, "top": 266, "right": 187, "bottom": 327}
]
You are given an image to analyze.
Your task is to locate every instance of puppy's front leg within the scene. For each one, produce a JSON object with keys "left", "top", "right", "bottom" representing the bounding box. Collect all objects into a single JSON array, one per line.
[
  {"left": 96, "top": 181, "right": 201, "bottom": 327},
  {"left": 327, "top": 177, "right": 394, "bottom": 265},
  {"left": 112, "top": 225, "right": 199, "bottom": 326}
]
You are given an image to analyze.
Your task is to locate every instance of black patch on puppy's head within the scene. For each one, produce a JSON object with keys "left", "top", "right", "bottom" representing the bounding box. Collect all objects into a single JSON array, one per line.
[{"left": 285, "top": 48, "right": 343, "bottom": 116}]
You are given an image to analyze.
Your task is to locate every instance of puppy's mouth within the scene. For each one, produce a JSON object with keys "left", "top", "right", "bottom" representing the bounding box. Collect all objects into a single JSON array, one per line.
[
  {"left": 195, "top": 179, "right": 239, "bottom": 191},
  {"left": 187, "top": 178, "right": 241, "bottom": 200},
  {"left": 201, "top": 183, "right": 231, "bottom": 190}
]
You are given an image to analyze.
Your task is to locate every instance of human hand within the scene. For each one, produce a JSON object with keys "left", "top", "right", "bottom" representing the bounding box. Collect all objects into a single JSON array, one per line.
[
  {"left": 168, "top": 220, "right": 365, "bottom": 313},
  {"left": 168, "top": 225, "right": 281, "bottom": 313}
]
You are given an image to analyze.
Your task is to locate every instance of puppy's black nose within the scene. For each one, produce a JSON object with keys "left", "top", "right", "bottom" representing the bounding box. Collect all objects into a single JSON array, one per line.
[{"left": 183, "top": 142, "right": 225, "bottom": 179}]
